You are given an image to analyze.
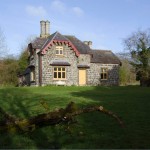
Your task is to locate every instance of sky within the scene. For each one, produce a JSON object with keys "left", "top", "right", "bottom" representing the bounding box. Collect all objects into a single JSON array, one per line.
[{"left": 0, "top": 0, "right": 150, "bottom": 56}]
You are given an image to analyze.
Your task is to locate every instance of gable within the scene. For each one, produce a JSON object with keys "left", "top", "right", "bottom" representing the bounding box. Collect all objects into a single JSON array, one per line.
[
  {"left": 30, "top": 32, "right": 93, "bottom": 57},
  {"left": 30, "top": 32, "right": 80, "bottom": 56},
  {"left": 41, "top": 39, "right": 80, "bottom": 56}
]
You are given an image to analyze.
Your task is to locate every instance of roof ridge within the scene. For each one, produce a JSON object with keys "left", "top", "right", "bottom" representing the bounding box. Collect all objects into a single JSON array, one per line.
[
  {"left": 52, "top": 32, "right": 72, "bottom": 42},
  {"left": 41, "top": 39, "right": 49, "bottom": 49},
  {"left": 41, "top": 32, "right": 58, "bottom": 49},
  {"left": 64, "top": 35, "right": 75, "bottom": 37},
  {"left": 92, "top": 49, "right": 112, "bottom": 52},
  {"left": 51, "top": 31, "right": 59, "bottom": 40},
  {"left": 56, "top": 33, "right": 71, "bottom": 41}
]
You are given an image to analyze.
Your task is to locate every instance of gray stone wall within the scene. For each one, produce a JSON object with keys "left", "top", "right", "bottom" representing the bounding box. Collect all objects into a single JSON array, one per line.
[
  {"left": 29, "top": 44, "right": 120, "bottom": 86},
  {"left": 35, "top": 52, "right": 40, "bottom": 86},
  {"left": 78, "top": 54, "right": 91, "bottom": 65},
  {"left": 28, "top": 50, "right": 40, "bottom": 86},
  {"left": 87, "top": 63, "right": 120, "bottom": 86},
  {"left": 87, "top": 63, "right": 100, "bottom": 85},
  {"left": 41, "top": 43, "right": 78, "bottom": 86}
]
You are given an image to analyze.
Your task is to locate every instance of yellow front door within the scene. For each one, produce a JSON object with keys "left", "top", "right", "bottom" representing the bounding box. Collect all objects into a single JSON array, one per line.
[{"left": 79, "top": 69, "right": 86, "bottom": 85}]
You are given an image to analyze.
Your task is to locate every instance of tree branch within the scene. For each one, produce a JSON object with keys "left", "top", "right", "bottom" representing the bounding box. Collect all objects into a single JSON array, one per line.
[{"left": 0, "top": 102, "right": 124, "bottom": 133}]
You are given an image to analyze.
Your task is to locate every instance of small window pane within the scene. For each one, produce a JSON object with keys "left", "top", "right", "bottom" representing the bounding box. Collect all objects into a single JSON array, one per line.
[
  {"left": 56, "top": 50, "right": 59, "bottom": 54},
  {"left": 104, "top": 73, "right": 107, "bottom": 79},
  {"left": 62, "top": 72, "right": 65, "bottom": 78},
  {"left": 62, "top": 68, "right": 65, "bottom": 71},
  {"left": 54, "top": 72, "right": 57, "bottom": 78},
  {"left": 58, "top": 68, "right": 61, "bottom": 71},
  {"left": 54, "top": 68, "right": 57, "bottom": 71},
  {"left": 58, "top": 72, "right": 61, "bottom": 78},
  {"left": 60, "top": 50, "right": 63, "bottom": 54}
]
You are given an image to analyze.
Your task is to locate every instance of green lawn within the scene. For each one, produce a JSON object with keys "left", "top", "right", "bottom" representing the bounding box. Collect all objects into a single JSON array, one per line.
[{"left": 0, "top": 86, "right": 150, "bottom": 149}]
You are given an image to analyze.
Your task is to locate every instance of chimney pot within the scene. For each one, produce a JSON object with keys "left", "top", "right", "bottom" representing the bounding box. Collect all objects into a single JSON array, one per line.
[
  {"left": 88, "top": 41, "right": 92, "bottom": 48},
  {"left": 83, "top": 41, "right": 92, "bottom": 48}
]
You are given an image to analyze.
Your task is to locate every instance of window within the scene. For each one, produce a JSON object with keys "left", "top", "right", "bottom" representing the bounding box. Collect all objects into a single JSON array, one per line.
[
  {"left": 30, "top": 68, "right": 35, "bottom": 81},
  {"left": 53, "top": 67, "right": 66, "bottom": 79},
  {"left": 101, "top": 68, "right": 108, "bottom": 80},
  {"left": 56, "top": 46, "right": 63, "bottom": 55}
]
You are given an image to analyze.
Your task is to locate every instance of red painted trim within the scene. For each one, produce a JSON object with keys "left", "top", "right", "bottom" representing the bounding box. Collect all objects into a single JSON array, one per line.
[
  {"left": 38, "top": 54, "right": 42, "bottom": 86},
  {"left": 41, "top": 40, "right": 80, "bottom": 56},
  {"left": 41, "top": 40, "right": 53, "bottom": 55}
]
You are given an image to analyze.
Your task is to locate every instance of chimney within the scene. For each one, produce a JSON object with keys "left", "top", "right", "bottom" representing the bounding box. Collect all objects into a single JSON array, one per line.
[
  {"left": 88, "top": 41, "right": 92, "bottom": 48},
  {"left": 45, "top": 20, "right": 50, "bottom": 36},
  {"left": 40, "top": 20, "right": 50, "bottom": 38},
  {"left": 83, "top": 41, "right": 92, "bottom": 48},
  {"left": 83, "top": 41, "right": 88, "bottom": 45}
]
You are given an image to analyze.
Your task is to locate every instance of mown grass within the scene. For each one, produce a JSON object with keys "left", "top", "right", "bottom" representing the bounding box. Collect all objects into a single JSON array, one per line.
[{"left": 0, "top": 86, "right": 150, "bottom": 149}]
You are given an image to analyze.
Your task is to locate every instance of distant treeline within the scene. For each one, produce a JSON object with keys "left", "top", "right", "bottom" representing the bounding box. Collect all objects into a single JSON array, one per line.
[{"left": 0, "top": 50, "right": 28, "bottom": 86}]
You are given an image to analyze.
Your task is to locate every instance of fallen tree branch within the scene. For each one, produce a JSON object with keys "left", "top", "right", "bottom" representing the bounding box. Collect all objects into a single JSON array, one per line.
[
  {"left": 0, "top": 102, "right": 124, "bottom": 133},
  {"left": 0, "top": 107, "right": 18, "bottom": 125}
]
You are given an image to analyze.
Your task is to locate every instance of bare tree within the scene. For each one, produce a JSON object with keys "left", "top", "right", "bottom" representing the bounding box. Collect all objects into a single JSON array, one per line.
[
  {"left": 0, "top": 27, "right": 7, "bottom": 58},
  {"left": 123, "top": 29, "right": 150, "bottom": 86}
]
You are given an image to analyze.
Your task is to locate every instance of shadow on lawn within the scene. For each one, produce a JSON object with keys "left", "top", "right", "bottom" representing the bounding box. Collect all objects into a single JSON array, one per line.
[{"left": 0, "top": 87, "right": 65, "bottom": 149}]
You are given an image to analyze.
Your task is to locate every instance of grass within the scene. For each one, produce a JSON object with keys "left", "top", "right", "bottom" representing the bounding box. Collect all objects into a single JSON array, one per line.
[{"left": 0, "top": 86, "right": 150, "bottom": 149}]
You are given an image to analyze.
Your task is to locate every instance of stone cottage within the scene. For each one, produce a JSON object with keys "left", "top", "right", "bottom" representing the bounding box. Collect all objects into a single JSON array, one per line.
[{"left": 22, "top": 20, "right": 121, "bottom": 86}]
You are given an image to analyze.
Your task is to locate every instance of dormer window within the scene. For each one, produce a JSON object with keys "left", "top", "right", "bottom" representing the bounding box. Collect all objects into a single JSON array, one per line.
[{"left": 56, "top": 46, "right": 63, "bottom": 55}]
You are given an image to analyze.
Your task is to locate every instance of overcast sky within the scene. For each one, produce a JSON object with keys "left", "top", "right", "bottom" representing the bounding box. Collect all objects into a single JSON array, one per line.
[{"left": 0, "top": 0, "right": 150, "bottom": 56}]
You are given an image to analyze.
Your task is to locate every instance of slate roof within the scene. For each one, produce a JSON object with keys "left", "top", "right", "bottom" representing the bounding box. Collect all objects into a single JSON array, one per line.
[
  {"left": 77, "top": 65, "right": 90, "bottom": 68},
  {"left": 90, "top": 50, "right": 121, "bottom": 64},
  {"left": 30, "top": 32, "right": 91, "bottom": 54},
  {"left": 31, "top": 38, "right": 47, "bottom": 49},
  {"left": 30, "top": 32, "right": 121, "bottom": 64},
  {"left": 65, "top": 35, "right": 91, "bottom": 54},
  {"left": 50, "top": 60, "right": 70, "bottom": 66}
]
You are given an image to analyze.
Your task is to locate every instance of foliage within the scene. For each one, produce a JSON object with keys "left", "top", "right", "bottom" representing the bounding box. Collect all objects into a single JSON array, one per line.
[
  {"left": 17, "top": 35, "right": 36, "bottom": 74},
  {"left": 0, "top": 86, "right": 150, "bottom": 149},
  {"left": 0, "top": 33, "right": 30, "bottom": 85},
  {"left": 0, "top": 57, "right": 19, "bottom": 85},
  {"left": 124, "top": 29, "right": 150, "bottom": 86},
  {"left": 18, "top": 49, "right": 28, "bottom": 74},
  {"left": 118, "top": 53, "right": 137, "bottom": 85}
]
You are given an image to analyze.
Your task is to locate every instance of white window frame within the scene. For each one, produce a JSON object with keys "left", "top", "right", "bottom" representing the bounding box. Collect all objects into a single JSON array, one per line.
[{"left": 56, "top": 46, "right": 63, "bottom": 55}]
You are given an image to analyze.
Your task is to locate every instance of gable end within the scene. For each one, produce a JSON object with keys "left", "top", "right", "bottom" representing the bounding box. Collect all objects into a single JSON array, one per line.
[{"left": 41, "top": 40, "right": 80, "bottom": 56}]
